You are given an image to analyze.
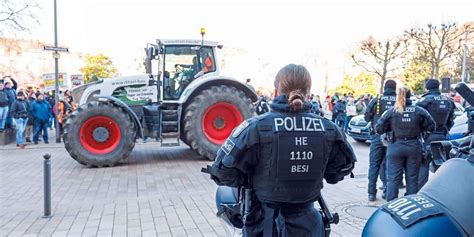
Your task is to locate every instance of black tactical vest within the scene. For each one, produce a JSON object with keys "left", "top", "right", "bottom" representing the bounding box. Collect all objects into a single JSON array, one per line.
[
  {"left": 251, "top": 113, "right": 328, "bottom": 204},
  {"left": 373, "top": 95, "right": 397, "bottom": 125},
  {"left": 426, "top": 95, "right": 452, "bottom": 130},
  {"left": 390, "top": 106, "right": 422, "bottom": 138}
]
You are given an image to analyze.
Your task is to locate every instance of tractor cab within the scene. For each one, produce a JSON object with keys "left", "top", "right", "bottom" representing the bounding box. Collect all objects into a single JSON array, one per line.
[{"left": 145, "top": 39, "right": 220, "bottom": 102}]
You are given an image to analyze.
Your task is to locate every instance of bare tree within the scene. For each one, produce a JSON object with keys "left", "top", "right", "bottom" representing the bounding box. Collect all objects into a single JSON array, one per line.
[
  {"left": 352, "top": 36, "right": 407, "bottom": 93},
  {"left": 406, "top": 22, "right": 469, "bottom": 80},
  {"left": 0, "top": 0, "right": 39, "bottom": 34}
]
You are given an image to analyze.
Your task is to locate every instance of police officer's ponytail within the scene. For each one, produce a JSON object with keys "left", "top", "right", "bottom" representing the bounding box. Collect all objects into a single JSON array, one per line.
[
  {"left": 394, "top": 86, "right": 410, "bottom": 114},
  {"left": 274, "top": 64, "right": 312, "bottom": 112},
  {"left": 288, "top": 90, "right": 304, "bottom": 111}
]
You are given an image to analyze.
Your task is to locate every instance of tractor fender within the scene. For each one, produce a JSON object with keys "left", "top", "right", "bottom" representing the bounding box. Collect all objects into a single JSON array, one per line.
[
  {"left": 178, "top": 75, "right": 258, "bottom": 106},
  {"left": 94, "top": 95, "right": 144, "bottom": 139}
]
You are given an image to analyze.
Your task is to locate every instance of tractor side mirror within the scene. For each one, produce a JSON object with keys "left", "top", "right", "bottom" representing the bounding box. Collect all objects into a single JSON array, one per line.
[
  {"left": 144, "top": 47, "right": 154, "bottom": 74},
  {"left": 145, "top": 58, "right": 152, "bottom": 74}
]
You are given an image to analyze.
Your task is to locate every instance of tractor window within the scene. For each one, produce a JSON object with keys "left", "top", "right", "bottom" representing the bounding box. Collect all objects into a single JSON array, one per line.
[{"left": 163, "top": 46, "right": 215, "bottom": 100}]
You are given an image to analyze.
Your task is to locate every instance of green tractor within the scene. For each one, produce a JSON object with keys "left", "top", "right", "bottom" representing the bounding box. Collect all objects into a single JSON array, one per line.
[{"left": 64, "top": 36, "right": 257, "bottom": 167}]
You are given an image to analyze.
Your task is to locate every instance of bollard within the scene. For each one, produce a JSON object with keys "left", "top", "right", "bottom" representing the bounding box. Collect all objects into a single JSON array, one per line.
[{"left": 42, "top": 153, "right": 52, "bottom": 218}]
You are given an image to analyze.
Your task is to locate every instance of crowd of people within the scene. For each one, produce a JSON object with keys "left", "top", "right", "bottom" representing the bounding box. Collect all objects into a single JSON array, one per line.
[
  {"left": 0, "top": 81, "right": 76, "bottom": 148},
  {"left": 308, "top": 91, "right": 374, "bottom": 131}
]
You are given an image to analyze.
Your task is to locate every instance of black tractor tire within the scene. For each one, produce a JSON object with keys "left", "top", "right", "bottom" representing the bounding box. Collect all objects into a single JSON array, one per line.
[
  {"left": 183, "top": 85, "right": 255, "bottom": 160},
  {"left": 63, "top": 101, "right": 136, "bottom": 167}
]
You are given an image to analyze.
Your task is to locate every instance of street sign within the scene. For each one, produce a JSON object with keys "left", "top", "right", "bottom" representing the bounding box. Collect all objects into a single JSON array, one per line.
[
  {"left": 52, "top": 52, "right": 60, "bottom": 59},
  {"left": 43, "top": 45, "right": 69, "bottom": 52}
]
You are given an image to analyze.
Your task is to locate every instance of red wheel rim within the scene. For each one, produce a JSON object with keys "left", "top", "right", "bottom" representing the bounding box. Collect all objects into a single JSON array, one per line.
[
  {"left": 79, "top": 116, "right": 121, "bottom": 155},
  {"left": 202, "top": 102, "right": 243, "bottom": 144}
]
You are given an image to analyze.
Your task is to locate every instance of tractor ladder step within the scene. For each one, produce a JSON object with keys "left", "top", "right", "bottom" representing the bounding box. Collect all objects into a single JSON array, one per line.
[
  {"left": 161, "top": 110, "right": 178, "bottom": 120},
  {"left": 159, "top": 105, "right": 182, "bottom": 147},
  {"left": 160, "top": 134, "right": 180, "bottom": 147},
  {"left": 161, "top": 132, "right": 179, "bottom": 139},
  {"left": 161, "top": 121, "right": 178, "bottom": 126}
]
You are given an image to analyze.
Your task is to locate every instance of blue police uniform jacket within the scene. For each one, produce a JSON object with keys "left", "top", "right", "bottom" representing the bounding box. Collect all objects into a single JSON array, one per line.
[
  {"left": 375, "top": 100, "right": 436, "bottom": 138},
  {"left": 209, "top": 95, "right": 357, "bottom": 204},
  {"left": 364, "top": 88, "right": 397, "bottom": 129},
  {"left": 416, "top": 89, "right": 455, "bottom": 133}
]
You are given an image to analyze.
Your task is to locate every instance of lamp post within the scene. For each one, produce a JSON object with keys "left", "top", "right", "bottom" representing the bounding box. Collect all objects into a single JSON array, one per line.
[
  {"left": 43, "top": 0, "right": 68, "bottom": 143},
  {"left": 53, "top": 0, "right": 60, "bottom": 143},
  {"left": 461, "top": 29, "right": 474, "bottom": 83}
]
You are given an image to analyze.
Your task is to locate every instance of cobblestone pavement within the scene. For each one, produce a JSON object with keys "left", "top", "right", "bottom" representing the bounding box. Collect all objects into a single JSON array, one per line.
[{"left": 0, "top": 134, "right": 392, "bottom": 237}]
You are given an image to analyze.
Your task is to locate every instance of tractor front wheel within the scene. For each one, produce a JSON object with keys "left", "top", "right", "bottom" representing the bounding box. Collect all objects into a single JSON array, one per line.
[
  {"left": 63, "top": 101, "right": 136, "bottom": 167},
  {"left": 183, "top": 85, "right": 255, "bottom": 160}
]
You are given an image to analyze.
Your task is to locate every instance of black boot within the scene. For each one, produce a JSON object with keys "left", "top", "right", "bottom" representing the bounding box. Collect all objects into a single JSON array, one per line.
[{"left": 368, "top": 194, "right": 376, "bottom": 202}]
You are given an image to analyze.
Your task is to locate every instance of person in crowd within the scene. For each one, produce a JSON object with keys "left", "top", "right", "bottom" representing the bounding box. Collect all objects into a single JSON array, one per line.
[
  {"left": 205, "top": 64, "right": 356, "bottom": 237},
  {"left": 375, "top": 86, "right": 435, "bottom": 201},
  {"left": 47, "top": 91, "right": 55, "bottom": 130},
  {"left": 416, "top": 79, "right": 456, "bottom": 189},
  {"left": 315, "top": 95, "right": 321, "bottom": 108},
  {"left": 55, "top": 97, "right": 74, "bottom": 135},
  {"left": 65, "top": 95, "right": 76, "bottom": 111},
  {"left": 10, "top": 91, "right": 30, "bottom": 148},
  {"left": 355, "top": 95, "right": 367, "bottom": 115},
  {"left": 0, "top": 83, "right": 10, "bottom": 132},
  {"left": 309, "top": 94, "right": 323, "bottom": 116},
  {"left": 364, "top": 80, "right": 397, "bottom": 201},
  {"left": 24, "top": 92, "right": 36, "bottom": 142},
  {"left": 3, "top": 81, "right": 16, "bottom": 129},
  {"left": 322, "top": 95, "right": 333, "bottom": 120},
  {"left": 332, "top": 96, "right": 346, "bottom": 127},
  {"left": 345, "top": 94, "right": 357, "bottom": 131},
  {"left": 64, "top": 90, "right": 73, "bottom": 102},
  {"left": 31, "top": 93, "right": 52, "bottom": 144},
  {"left": 331, "top": 92, "right": 339, "bottom": 105}
]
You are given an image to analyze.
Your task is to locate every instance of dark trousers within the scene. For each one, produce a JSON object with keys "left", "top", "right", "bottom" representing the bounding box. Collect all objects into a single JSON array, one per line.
[
  {"left": 418, "top": 132, "right": 447, "bottom": 189},
  {"left": 244, "top": 202, "right": 324, "bottom": 237},
  {"left": 386, "top": 140, "right": 422, "bottom": 201},
  {"left": 368, "top": 135, "right": 387, "bottom": 195},
  {"left": 33, "top": 120, "right": 49, "bottom": 142}
]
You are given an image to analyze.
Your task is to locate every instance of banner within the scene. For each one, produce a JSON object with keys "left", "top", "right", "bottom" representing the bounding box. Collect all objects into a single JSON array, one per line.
[
  {"left": 70, "top": 74, "right": 83, "bottom": 87},
  {"left": 124, "top": 86, "right": 157, "bottom": 101},
  {"left": 42, "top": 73, "right": 65, "bottom": 91}
]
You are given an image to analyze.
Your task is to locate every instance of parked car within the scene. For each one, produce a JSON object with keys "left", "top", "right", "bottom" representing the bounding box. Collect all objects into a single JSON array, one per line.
[
  {"left": 347, "top": 115, "right": 372, "bottom": 143},
  {"left": 449, "top": 113, "right": 467, "bottom": 139}
]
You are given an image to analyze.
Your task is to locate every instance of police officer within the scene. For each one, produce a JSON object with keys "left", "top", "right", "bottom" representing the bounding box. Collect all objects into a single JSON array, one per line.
[
  {"left": 416, "top": 79, "right": 455, "bottom": 189},
  {"left": 206, "top": 64, "right": 356, "bottom": 237},
  {"left": 375, "top": 87, "right": 435, "bottom": 201},
  {"left": 364, "top": 80, "right": 397, "bottom": 201}
]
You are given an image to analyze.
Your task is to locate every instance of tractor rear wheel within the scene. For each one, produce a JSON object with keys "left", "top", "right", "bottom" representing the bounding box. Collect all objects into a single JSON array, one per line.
[
  {"left": 63, "top": 101, "right": 136, "bottom": 167},
  {"left": 183, "top": 85, "right": 255, "bottom": 160}
]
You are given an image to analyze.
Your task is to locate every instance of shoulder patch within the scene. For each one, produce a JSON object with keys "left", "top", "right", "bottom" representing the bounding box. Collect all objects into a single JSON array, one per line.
[
  {"left": 232, "top": 120, "right": 250, "bottom": 138},
  {"left": 221, "top": 139, "right": 235, "bottom": 155}
]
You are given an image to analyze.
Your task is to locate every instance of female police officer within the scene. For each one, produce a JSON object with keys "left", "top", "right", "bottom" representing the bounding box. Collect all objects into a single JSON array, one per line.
[
  {"left": 375, "top": 87, "right": 435, "bottom": 202},
  {"left": 205, "top": 64, "right": 357, "bottom": 237}
]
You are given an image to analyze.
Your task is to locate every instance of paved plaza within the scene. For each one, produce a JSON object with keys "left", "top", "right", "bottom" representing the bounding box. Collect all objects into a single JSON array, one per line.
[{"left": 0, "top": 135, "right": 390, "bottom": 237}]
